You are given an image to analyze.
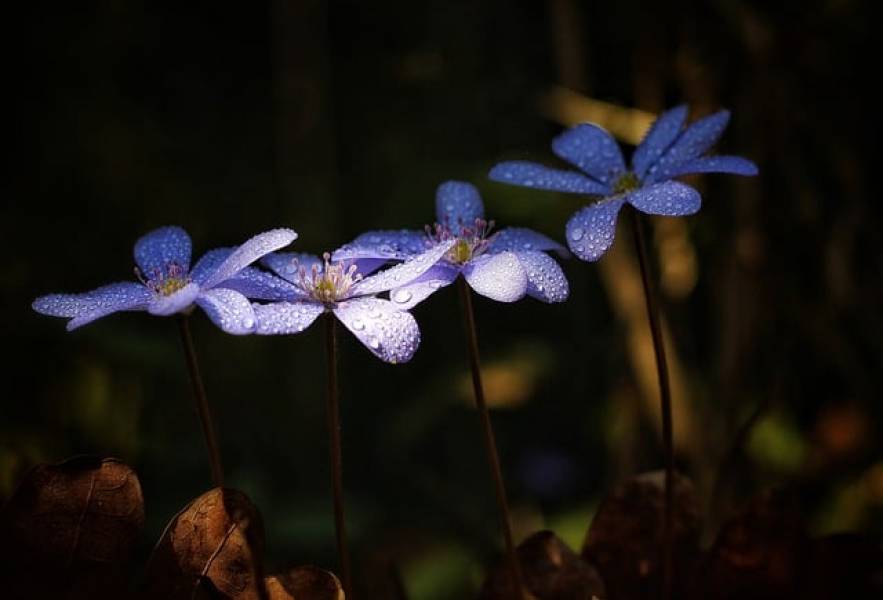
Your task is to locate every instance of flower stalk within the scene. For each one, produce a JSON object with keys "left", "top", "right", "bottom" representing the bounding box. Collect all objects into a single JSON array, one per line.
[
  {"left": 629, "top": 209, "right": 674, "bottom": 600},
  {"left": 176, "top": 314, "right": 225, "bottom": 488},
  {"left": 324, "top": 313, "right": 353, "bottom": 598},
  {"left": 457, "top": 278, "right": 530, "bottom": 600}
]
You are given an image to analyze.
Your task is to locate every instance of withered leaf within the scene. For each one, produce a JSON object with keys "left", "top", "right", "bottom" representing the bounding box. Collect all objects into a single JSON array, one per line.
[
  {"left": 692, "top": 488, "right": 805, "bottom": 600},
  {"left": 582, "top": 471, "right": 700, "bottom": 600},
  {"left": 0, "top": 455, "right": 145, "bottom": 600},
  {"left": 479, "top": 530, "right": 605, "bottom": 600},
  {"left": 143, "top": 487, "right": 268, "bottom": 600},
  {"left": 266, "top": 565, "right": 345, "bottom": 600}
]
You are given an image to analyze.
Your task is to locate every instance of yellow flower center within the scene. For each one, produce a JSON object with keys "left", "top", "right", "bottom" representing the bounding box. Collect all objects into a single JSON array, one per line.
[
  {"left": 451, "top": 239, "right": 473, "bottom": 264},
  {"left": 157, "top": 277, "right": 189, "bottom": 297},
  {"left": 612, "top": 171, "right": 641, "bottom": 195}
]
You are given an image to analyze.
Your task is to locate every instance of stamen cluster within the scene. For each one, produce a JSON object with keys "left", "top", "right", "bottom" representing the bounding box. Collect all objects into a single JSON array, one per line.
[
  {"left": 426, "top": 218, "right": 496, "bottom": 264},
  {"left": 135, "top": 262, "right": 191, "bottom": 297},
  {"left": 296, "top": 252, "right": 362, "bottom": 305}
]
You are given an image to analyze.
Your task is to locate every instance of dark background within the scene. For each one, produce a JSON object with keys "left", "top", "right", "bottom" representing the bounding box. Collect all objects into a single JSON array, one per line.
[{"left": 2, "top": 1, "right": 879, "bottom": 598}]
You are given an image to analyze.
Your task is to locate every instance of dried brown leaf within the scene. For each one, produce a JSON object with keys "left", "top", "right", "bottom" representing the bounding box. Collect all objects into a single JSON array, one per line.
[
  {"left": 266, "top": 565, "right": 345, "bottom": 600},
  {"left": 143, "top": 487, "right": 267, "bottom": 600},
  {"left": 582, "top": 471, "right": 700, "bottom": 600},
  {"left": 0, "top": 455, "right": 145, "bottom": 600},
  {"left": 479, "top": 530, "right": 605, "bottom": 600},
  {"left": 692, "top": 488, "right": 805, "bottom": 600}
]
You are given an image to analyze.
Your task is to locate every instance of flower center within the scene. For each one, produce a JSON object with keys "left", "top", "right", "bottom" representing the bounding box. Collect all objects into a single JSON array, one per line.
[
  {"left": 136, "top": 262, "right": 191, "bottom": 297},
  {"left": 427, "top": 218, "right": 495, "bottom": 265},
  {"left": 295, "top": 253, "right": 362, "bottom": 305},
  {"left": 612, "top": 171, "right": 641, "bottom": 195}
]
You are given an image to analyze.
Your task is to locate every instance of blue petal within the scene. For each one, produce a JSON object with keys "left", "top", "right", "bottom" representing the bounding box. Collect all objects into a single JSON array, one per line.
[
  {"left": 514, "top": 251, "right": 569, "bottom": 303},
  {"left": 134, "top": 226, "right": 192, "bottom": 274},
  {"left": 147, "top": 282, "right": 200, "bottom": 316},
  {"left": 488, "top": 227, "right": 567, "bottom": 256},
  {"left": 217, "top": 267, "right": 303, "bottom": 301},
  {"left": 194, "top": 288, "right": 257, "bottom": 335},
  {"left": 489, "top": 161, "right": 611, "bottom": 195},
  {"left": 435, "top": 181, "right": 485, "bottom": 227},
  {"left": 386, "top": 262, "right": 460, "bottom": 309},
  {"left": 331, "top": 229, "right": 428, "bottom": 263},
  {"left": 565, "top": 198, "right": 626, "bottom": 262},
  {"left": 463, "top": 251, "right": 528, "bottom": 302},
  {"left": 33, "top": 282, "right": 151, "bottom": 331},
  {"left": 645, "top": 110, "right": 731, "bottom": 183},
  {"left": 666, "top": 155, "right": 758, "bottom": 178},
  {"left": 200, "top": 228, "right": 297, "bottom": 290},
  {"left": 261, "top": 252, "right": 323, "bottom": 284},
  {"left": 352, "top": 239, "right": 455, "bottom": 296},
  {"left": 334, "top": 297, "right": 421, "bottom": 364},
  {"left": 551, "top": 124, "right": 626, "bottom": 184},
  {"left": 632, "top": 105, "right": 688, "bottom": 178},
  {"left": 252, "top": 300, "right": 325, "bottom": 335},
  {"left": 347, "top": 258, "right": 391, "bottom": 276},
  {"left": 190, "top": 248, "right": 233, "bottom": 285},
  {"left": 627, "top": 181, "right": 701, "bottom": 216}
]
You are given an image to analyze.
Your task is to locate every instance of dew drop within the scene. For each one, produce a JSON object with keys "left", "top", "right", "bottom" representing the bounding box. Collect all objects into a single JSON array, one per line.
[
  {"left": 393, "top": 289, "right": 413, "bottom": 304},
  {"left": 570, "top": 227, "right": 585, "bottom": 242}
]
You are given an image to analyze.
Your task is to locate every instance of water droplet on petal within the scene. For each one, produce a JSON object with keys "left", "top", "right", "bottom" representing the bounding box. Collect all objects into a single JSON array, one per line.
[
  {"left": 570, "top": 227, "right": 584, "bottom": 242},
  {"left": 393, "top": 289, "right": 413, "bottom": 304}
]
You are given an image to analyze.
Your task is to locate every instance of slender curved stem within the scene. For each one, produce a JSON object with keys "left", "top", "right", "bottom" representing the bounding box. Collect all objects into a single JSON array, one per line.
[
  {"left": 629, "top": 210, "right": 674, "bottom": 600},
  {"left": 325, "top": 314, "right": 353, "bottom": 598},
  {"left": 176, "top": 315, "right": 225, "bottom": 488},
  {"left": 457, "top": 278, "right": 530, "bottom": 600}
]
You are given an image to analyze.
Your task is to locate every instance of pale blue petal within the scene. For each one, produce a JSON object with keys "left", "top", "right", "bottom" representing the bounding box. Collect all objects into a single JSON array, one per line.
[
  {"left": 190, "top": 248, "right": 233, "bottom": 285},
  {"left": 332, "top": 229, "right": 428, "bottom": 261},
  {"left": 134, "top": 226, "right": 192, "bottom": 274},
  {"left": 33, "top": 282, "right": 151, "bottom": 331},
  {"left": 627, "top": 181, "right": 701, "bottom": 216},
  {"left": 551, "top": 123, "right": 626, "bottom": 183},
  {"left": 252, "top": 300, "right": 325, "bottom": 335},
  {"left": 261, "top": 252, "right": 323, "bottom": 284},
  {"left": 386, "top": 262, "right": 460, "bottom": 310},
  {"left": 352, "top": 239, "right": 455, "bottom": 296},
  {"left": 347, "top": 258, "right": 391, "bottom": 276},
  {"left": 194, "top": 288, "right": 257, "bottom": 335},
  {"left": 463, "top": 251, "right": 528, "bottom": 303},
  {"left": 488, "top": 227, "right": 567, "bottom": 256},
  {"left": 514, "top": 251, "right": 569, "bottom": 303},
  {"left": 147, "top": 282, "right": 200, "bottom": 316},
  {"left": 489, "top": 161, "right": 611, "bottom": 195},
  {"left": 666, "top": 155, "right": 758, "bottom": 178},
  {"left": 565, "top": 198, "right": 626, "bottom": 262},
  {"left": 334, "top": 297, "right": 421, "bottom": 364},
  {"left": 632, "top": 105, "right": 688, "bottom": 178},
  {"left": 216, "top": 267, "right": 304, "bottom": 301},
  {"left": 646, "top": 110, "right": 731, "bottom": 183},
  {"left": 435, "top": 181, "right": 485, "bottom": 227},
  {"left": 200, "top": 228, "right": 297, "bottom": 290}
]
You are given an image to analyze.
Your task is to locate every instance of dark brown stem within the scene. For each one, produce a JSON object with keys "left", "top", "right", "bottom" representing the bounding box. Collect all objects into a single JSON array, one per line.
[
  {"left": 457, "top": 278, "right": 530, "bottom": 600},
  {"left": 176, "top": 314, "right": 225, "bottom": 488},
  {"left": 629, "top": 209, "right": 674, "bottom": 600},
  {"left": 325, "top": 313, "right": 353, "bottom": 598}
]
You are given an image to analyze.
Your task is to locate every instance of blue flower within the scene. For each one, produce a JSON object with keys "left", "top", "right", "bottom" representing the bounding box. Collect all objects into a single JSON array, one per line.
[
  {"left": 332, "top": 181, "right": 570, "bottom": 307},
  {"left": 489, "top": 106, "right": 758, "bottom": 261},
  {"left": 252, "top": 241, "right": 456, "bottom": 364},
  {"left": 33, "top": 226, "right": 298, "bottom": 334}
]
